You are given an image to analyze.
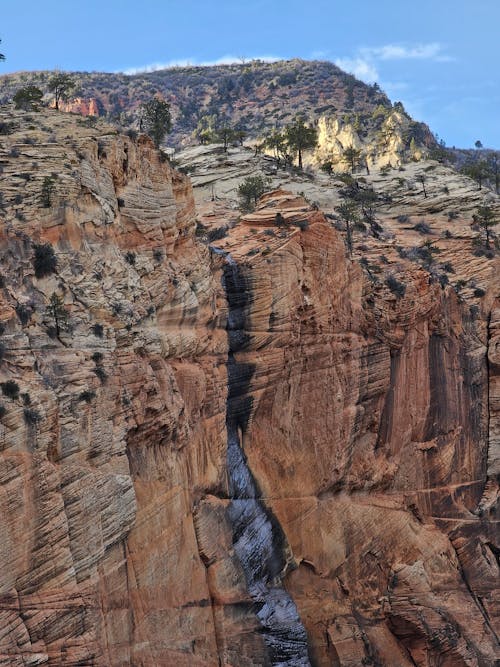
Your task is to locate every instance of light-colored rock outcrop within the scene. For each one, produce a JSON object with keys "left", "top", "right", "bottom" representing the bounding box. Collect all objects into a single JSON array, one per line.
[{"left": 314, "top": 110, "right": 428, "bottom": 170}]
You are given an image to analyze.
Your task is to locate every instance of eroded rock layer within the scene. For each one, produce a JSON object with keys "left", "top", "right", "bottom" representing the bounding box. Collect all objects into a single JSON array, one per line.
[
  {"left": 222, "top": 252, "right": 311, "bottom": 666},
  {"left": 0, "top": 108, "right": 498, "bottom": 666}
]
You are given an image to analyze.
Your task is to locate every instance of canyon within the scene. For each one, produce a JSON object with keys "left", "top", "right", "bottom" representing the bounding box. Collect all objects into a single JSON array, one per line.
[{"left": 0, "top": 105, "right": 498, "bottom": 666}]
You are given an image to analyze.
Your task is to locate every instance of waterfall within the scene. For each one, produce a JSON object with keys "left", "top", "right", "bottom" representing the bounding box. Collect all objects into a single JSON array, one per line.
[{"left": 218, "top": 249, "right": 311, "bottom": 667}]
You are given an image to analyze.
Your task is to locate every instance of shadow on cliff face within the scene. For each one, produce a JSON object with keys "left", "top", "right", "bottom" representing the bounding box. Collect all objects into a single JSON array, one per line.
[{"left": 221, "top": 252, "right": 312, "bottom": 666}]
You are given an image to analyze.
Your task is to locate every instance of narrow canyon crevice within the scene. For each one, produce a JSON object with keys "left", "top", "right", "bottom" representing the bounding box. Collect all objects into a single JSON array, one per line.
[{"left": 221, "top": 251, "right": 312, "bottom": 666}]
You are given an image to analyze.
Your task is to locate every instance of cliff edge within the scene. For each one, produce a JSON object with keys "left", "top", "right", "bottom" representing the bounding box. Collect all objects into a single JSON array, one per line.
[{"left": 0, "top": 107, "right": 498, "bottom": 666}]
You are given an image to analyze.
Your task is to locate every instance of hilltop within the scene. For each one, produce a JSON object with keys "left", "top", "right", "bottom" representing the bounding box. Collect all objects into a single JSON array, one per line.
[{"left": 0, "top": 59, "right": 436, "bottom": 164}]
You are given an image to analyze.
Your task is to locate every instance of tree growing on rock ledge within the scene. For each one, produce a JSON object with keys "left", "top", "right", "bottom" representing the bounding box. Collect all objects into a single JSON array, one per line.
[
  {"left": 335, "top": 199, "right": 361, "bottom": 257},
  {"left": 215, "top": 121, "right": 237, "bottom": 152},
  {"left": 13, "top": 86, "right": 43, "bottom": 111},
  {"left": 342, "top": 145, "right": 362, "bottom": 173},
  {"left": 472, "top": 205, "right": 498, "bottom": 249},
  {"left": 238, "top": 175, "right": 271, "bottom": 212},
  {"left": 48, "top": 71, "right": 75, "bottom": 110},
  {"left": 461, "top": 158, "right": 489, "bottom": 191},
  {"left": 46, "top": 293, "right": 69, "bottom": 338},
  {"left": 264, "top": 129, "right": 290, "bottom": 167},
  {"left": 141, "top": 98, "right": 172, "bottom": 149},
  {"left": 285, "top": 117, "right": 317, "bottom": 170},
  {"left": 40, "top": 175, "right": 57, "bottom": 207},
  {"left": 416, "top": 173, "right": 428, "bottom": 198}
]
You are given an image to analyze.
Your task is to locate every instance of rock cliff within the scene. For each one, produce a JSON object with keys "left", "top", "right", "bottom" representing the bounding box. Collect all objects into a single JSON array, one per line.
[
  {"left": 0, "top": 107, "right": 498, "bottom": 666},
  {"left": 54, "top": 97, "right": 102, "bottom": 116},
  {"left": 313, "top": 109, "right": 430, "bottom": 170}
]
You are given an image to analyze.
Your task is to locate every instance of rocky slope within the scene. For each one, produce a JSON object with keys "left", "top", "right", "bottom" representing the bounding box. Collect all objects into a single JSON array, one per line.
[
  {"left": 0, "top": 60, "right": 435, "bottom": 158},
  {"left": 0, "top": 106, "right": 498, "bottom": 666}
]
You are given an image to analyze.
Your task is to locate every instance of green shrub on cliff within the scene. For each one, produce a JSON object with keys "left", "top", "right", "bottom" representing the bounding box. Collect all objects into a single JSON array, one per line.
[
  {"left": 33, "top": 243, "right": 57, "bottom": 278},
  {"left": 1, "top": 380, "right": 20, "bottom": 400},
  {"left": 24, "top": 407, "right": 41, "bottom": 424},
  {"left": 238, "top": 174, "right": 271, "bottom": 212},
  {"left": 40, "top": 175, "right": 57, "bottom": 207},
  {"left": 13, "top": 86, "right": 43, "bottom": 111},
  {"left": 386, "top": 274, "right": 406, "bottom": 298}
]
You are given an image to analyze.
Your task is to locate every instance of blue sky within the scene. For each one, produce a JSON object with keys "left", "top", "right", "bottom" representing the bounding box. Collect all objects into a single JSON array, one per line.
[{"left": 1, "top": 0, "right": 499, "bottom": 148}]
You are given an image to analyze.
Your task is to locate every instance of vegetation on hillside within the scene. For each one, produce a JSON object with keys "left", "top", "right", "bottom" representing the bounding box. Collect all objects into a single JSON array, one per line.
[
  {"left": 140, "top": 97, "right": 172, "bottom": 148},
  {"left": 431, "top": 140, "right": 500, "bottom": 194},
  {"left": 0, "top": 59, "right": 431, "bottom": 149}
]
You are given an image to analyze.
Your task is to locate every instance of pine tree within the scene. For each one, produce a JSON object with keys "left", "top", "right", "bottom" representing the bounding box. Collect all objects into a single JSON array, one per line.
[
  {"left": 342, "top": 146, "right": 362, "bottom": 173},
  {"left": 416, "top": 174, "right": 427, "bottom": 198},
  {"left": 48, "top": 72, "right": 75, "bottom": 110},
  {"left": 473, "top": 205, "right": 498, "bottom": 248},
  {"left": 13, "top": 86, "right": 43, "bottom": 111},
  {"left": 234, "top": 127, "right": 247, "bottom": 146},
  {"left": 237, "top": 175, "right": 271, "bottom": 212},
  {"left": 285, "top": 117, "right": 317, "bottom": 169},
  {"left": 264, "top": 129, "right": 288, "bottom": 166},
  {"left": 141, "top": 98, "right": 172, "bottom": 149},
  {"left": 335, "top": 200, "right": 361, "bottom": 256},
  {"left": 46, "top": 293, "right": 69, "bottom": 337},
  {"left": 461, "top": 159, "right": 489, "bottom": 190},
  {"left": 40, "top": 175, "right": 57, "bottom": 208},
  {"left": 216, "top": 122, "right": 237, "bottom": 152}
]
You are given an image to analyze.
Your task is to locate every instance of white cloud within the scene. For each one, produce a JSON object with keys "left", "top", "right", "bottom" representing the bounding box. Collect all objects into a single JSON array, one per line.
[
  {"left": 360, "top": 42, "right": 454, "bottom": 62},
  {"left": 334, "top": 57, "right": 379, "bottom": 83},
  {"left": 120, "top": 55, "right": 281, "bottom": 75},
  {"left": 334, "top": 42, "right": 454, "bottom": 86}
]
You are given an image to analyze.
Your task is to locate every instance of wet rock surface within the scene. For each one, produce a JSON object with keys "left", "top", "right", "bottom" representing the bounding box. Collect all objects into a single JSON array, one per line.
[{"left": 222, "top": 254, "right": 311, "bottom": 666}]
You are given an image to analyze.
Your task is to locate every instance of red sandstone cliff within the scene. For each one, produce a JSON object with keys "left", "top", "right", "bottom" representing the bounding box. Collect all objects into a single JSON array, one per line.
[
  {"left": 53, "top": 97, "right": 102, "bottom": 116},
  {"left": 0, "top": 107, "right": 498, "bottom": 666}
]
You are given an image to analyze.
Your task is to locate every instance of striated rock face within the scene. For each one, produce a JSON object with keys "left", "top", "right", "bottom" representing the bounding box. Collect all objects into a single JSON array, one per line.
[
  {"left": 0, "top": 107, "right": 226, "bottom": 666},
  {"left": 221, "top": 252, "right": 311, "bottom": 666},
  {"left": 205, "top": 191, "right": 499, "bottom": 666},
  {"left": 0, "top": 107, "right": 498, "bottom": 666}
]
